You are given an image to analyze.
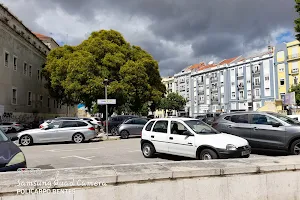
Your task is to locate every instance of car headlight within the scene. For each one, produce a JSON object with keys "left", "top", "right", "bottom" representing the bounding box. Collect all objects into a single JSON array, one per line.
[
  {"left": 6, "top": 152, "right": 25, "bottom": 166},
  {"left": 226, "top": 144, "right": 237, "bottom": 151}
]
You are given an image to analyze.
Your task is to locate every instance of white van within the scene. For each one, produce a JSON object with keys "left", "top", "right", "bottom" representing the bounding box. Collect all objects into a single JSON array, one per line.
[{"left": 140, "top": 118, "right": 250, "bottom": 160}]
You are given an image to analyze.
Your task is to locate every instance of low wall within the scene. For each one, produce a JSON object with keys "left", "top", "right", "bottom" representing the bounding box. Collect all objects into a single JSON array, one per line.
[{"left": 1, "top": 156, "right": 300, "bottom": 200}]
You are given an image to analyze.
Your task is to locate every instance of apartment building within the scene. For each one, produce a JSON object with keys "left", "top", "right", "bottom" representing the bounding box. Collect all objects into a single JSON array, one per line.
[
  {"left": 174, "top": 48, "right": 277, "bottom": 116},
  {"left": 0, "top": 4, "right": 76, "bottom": 121},
  {"left": 274, "top": 40, "right": 300, "bottom": 100},
  {"left": 162, "top": 76, "right": 176, "bottom": 95}
]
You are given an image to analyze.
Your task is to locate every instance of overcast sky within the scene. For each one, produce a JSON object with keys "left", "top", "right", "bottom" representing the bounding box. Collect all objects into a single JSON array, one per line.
[{"left": 1, "top": 0, "right": 297, "bottom": 76}]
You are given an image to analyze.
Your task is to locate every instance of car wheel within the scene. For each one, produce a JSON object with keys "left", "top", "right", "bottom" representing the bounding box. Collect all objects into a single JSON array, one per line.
[
  {"left": 111, "top": 127, "right": 118, "bottom": 136},
  {"left": 72, "top": 133, "right": 84, "bottom": 143},
  {"left": 290, "top": 139, "right": 300, "bottom": 155},
  {"left": 199, "top": 149, "right": 218, "bottom": 160},
  {"left": 142, "top": 143, "right": 155, "bottom": 158},
  {"left": 20, "top": 135, "right": 33, "bottom": 146},
  {"left": 120, "top": 130, "right": 129, "bottom": 139},
  {"left": 242, "top": 154, "right": 250, "bottom": 158}
]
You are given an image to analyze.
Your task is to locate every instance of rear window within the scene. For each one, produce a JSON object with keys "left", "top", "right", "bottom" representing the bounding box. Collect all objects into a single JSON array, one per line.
[
  {"left": 230, "top": 114, "right": 249, "bottom": 124},
  {"left": 145, "top": 121, "right": 155, "bottom": 131},
  {"left": 95, "top": 118, "right": 100, "bottom": 121},
  {"left": 61, "top": 121, "right": 78, "bottom": 128},
  {"left": 77, "top": 121, "right": 88, "bottom": 127}
]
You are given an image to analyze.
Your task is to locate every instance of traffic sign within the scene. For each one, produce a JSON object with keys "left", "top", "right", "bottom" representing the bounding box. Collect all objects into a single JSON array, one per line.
[{"left": 97, "top": 99, "right": 116, "bottom": 105}]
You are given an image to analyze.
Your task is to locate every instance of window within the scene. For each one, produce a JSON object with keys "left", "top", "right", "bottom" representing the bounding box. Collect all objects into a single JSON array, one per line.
[
  {"left": 28, "top": 92, "right": 32, "bottom": 106},
  {"left": 294, "top": 77, "right": 298, "bottom": 85},
  {"left": 224, "top": 116, "right": 231, "bottom": 121},
  {"left": 4, "top": 52, "right": 9, "bottom": 67},
  {"left": 153, "top": 121, "right": 168, "bottom": 133},
  {"left": 29, "top": 65, "right": 32, "bottom": 77},
  {"left": 46, "top": 121, "right": 61, "bottom": 129},
  {"left": 23, "top": 63, "right": 27, "bottom": 75},
  {"left": 12, "top": 88, "right": 17, "bottom": 105},
  {"left": 231, "top": 92, "right": 236, "bottom": 98},
  {"left": 37, "top": 70, "right": 40, "bottom": 80},
  {"left": 247, "top": 80, "right": 251, "bottom": 83},
  {"left": 250, "top": 114, "right": 280, "bottom": 125},
  {"left": 145, "top": 121, "right": 155, "bottom": 131},
  {"left": 239, "top": 91, "right": 244, "bottom": 98},
  {"left": 265, "top": 76, "right": 269, "bottom": 81},
  {"left": 230, "top": 114, "right": 249, "bottom": 124},
  {"left": 255, "top": 89, "right": 260, "bottom": 97},
  {"left": 220, "top": 71, "right": 224, "bottom": 75},
  {"left": 170, "top": 121, "right": 188, "bottom": 135},
  {"left": 254, "top": 78, "right": 260, "bottom": 85},
  {"left": 185, "top": 120, "right": 218, "bottom": 134},
  {"left": 47, "top": 97, "right": 50, "bottom": 108},
  {"left": 268, "top": 113, "right": 300, "bottom": 125},
  {"left": 280, "top": 93, "right": 285, "bottom": 100},
  {"left": 280, "top": 78, "right": 285, "bottom": 86},
  {"left": 13, "top": 56, "right": 17, "bottom": 71},
  {"left": 77, "top": 121, "right": 88, "bottom": 127},
  {"left": 61, "top": 121, "right": 78, "bottom": 128}
]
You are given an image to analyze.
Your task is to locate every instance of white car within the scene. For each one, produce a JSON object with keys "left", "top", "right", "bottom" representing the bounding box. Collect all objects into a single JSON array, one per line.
[
  {"left": 140, "top": 118, "right": 251, "bottom": 160},
  {"left": 18, "top": 120, "right": 97, "bottom": 146}
]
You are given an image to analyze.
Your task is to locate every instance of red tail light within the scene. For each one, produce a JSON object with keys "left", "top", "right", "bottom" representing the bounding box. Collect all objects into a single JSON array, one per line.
[
  {"left": 39, "top": 125, "right": 43, "bottom": 128},
  {"left": 89, "top": 127, "right": 95, "bottom": 131},
  {"left": 140, "top": 131, "right": 142, "bottom": 136},
  {"left": 15, "top": 124, "right": 20, "bottom": 126}
]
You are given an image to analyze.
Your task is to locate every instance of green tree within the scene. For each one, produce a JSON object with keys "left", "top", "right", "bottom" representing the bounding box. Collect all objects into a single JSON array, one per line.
[
  {"left": 43, "top": 30, "right": 165, "bottom": 114},
  {"left": 167, "top": 93, "right": 187, "bottom": 113},
  {"left": 290, "top": 84, "right": 300, "bottom": 105},
  {"left": 295, "top": 0, "right": 300, "bottom": 41},
  {"left": 158, "top": 97, "right": 170, "bottom": 116}
]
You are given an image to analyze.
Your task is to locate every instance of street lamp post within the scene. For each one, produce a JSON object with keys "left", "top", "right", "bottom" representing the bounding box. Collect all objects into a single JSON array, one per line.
[{"left": 103, "top": 79, "right": 109, "bottom": 139}]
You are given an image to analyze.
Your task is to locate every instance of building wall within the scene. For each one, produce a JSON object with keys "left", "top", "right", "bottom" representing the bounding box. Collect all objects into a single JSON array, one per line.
[
  {"left": 0, "top": 6, "right": 76, "bottom": 121},
  {"left": 287, "top": 40, "right": 300, "bottom": 93}
]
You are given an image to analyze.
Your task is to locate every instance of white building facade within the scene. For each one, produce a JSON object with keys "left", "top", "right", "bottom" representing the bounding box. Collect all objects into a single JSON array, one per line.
[{"left": 174, "top": 51, "right": 277, "bottom": 117}]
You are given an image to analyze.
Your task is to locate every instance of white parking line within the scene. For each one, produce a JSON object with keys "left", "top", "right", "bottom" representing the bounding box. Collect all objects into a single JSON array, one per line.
[
  {"left": 61, "top": 156, "right": 95, "bottom": 161},
  {"left": 45, "top": 147, "right": 103, "bottom": 152}
]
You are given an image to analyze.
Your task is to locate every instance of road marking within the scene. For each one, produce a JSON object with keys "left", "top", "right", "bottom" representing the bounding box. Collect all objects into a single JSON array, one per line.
[
  {"left": 61, "top": 156, "right": 95, "bottom": 161},
  {"left": 45, "top": 147, "right": 103, "bottom": 153},
  {"left": 128, "top": 150, "right": 140, "bottom": 153}
]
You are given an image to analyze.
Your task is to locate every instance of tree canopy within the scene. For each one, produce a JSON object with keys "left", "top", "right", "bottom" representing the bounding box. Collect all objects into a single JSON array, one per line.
[
  {"left": 43, "top": 30, "right": 166, "bottom": 114},
  {"left": 295, "top": 0, "right": 300, "bottom": 41},
  {"left": 290, "top": 84, "right": 300, "bottom": 105},
  {"left": 158, "top": 92, "right": 187, "bottom": 114}
]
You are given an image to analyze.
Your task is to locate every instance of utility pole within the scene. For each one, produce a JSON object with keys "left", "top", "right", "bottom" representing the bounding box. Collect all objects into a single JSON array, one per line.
[{"left": 103, "top": 79, "right": 109, "bottom": 139}]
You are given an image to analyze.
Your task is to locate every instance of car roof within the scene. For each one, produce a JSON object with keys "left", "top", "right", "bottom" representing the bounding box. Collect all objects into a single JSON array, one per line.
[{"left": 151, "top": 117, "right": 197, "bottom": 121}]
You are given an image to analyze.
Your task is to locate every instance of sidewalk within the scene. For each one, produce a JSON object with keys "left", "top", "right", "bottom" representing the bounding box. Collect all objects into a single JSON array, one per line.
[{"left": 92, "top": 130, "right": 120, "bottom": 141}]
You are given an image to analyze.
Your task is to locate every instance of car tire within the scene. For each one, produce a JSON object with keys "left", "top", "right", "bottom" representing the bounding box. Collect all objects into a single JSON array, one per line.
[
  {"left": 20, "top": 135, "right": 33, "bottom": 146},
  {"left": 72, "top": 133, "right": 85, "bottom": 143},
  {"left": 242, "top": 154, "right": 250, "bottom": 158},
  {"left": 290, "top": 139, "right": 300, "bottom": 155},
  {"left": 142, "top": 143, "right": 155, "bottom": 158},
  {"left": 120, "top": 130, "right": 129, "bottom": 139},
  {"left": 111, "top": 127, "right": 118, "bottom": 136},
  {"left": 199, "top": 149, "right": 218, "bottom": 160}
]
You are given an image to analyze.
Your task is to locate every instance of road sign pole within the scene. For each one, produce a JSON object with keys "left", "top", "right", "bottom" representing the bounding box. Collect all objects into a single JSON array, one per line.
[{"left": 105, "top": 84, "right": 108, "bottom": 140}]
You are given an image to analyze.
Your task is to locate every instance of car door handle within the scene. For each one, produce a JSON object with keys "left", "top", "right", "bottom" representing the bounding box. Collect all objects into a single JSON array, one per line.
[
  {"left": 188, "top": 142, "right": 192, "bottom": 145},
  {"left": 253, "top": 127, "right": 258, "bottom": 131},
  {"left": 151, "top": 135, "right": 154, "bottom": 138},
  {"left": 169, "top": 137, "right": 173, "bottom": 140}
]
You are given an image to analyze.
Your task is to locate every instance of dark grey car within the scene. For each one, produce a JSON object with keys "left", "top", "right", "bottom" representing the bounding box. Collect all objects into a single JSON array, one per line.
[
  {"left": 117, "top": 118, "right": 149, "bottom": 139},
  {"left": 212, "top": 111, "right": 300, "bottom": 155}
]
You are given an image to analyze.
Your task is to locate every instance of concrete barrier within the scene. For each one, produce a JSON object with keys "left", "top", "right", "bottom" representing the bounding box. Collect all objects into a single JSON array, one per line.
[{"left": 1, "top": 156, "right": 300, "bottom": 200}]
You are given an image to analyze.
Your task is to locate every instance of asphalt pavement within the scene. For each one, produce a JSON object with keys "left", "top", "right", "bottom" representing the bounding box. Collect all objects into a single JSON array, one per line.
[{"left": 18, "top": 137, "right": 290, "bottom": 170}]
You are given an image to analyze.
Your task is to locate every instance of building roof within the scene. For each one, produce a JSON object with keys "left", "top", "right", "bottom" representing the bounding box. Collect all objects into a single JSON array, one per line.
[
  {"left": 218, "top": 56, "right": 241, "bottom": 65},
  {"left": 34, "top": 33, "right": 51, "bottom": 40}
]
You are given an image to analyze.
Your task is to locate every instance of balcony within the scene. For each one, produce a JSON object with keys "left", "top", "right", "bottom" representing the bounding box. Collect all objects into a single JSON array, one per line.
[
  {"left": 253, "top": 82, "right": 260, "bottom": 87},
  {"left": 287, "top": 53, "right": 300, "bottom": 60},
  {"left": 210, "top": 76, "right": 218, "bottom": 83},
  {"left": 211, "top": 87, "right": 218, "bottom": 92},
  {"left": 253, "top": 95, "right": 261, "bottom": 99},
  {"left": 291, "top": 68, "right": 299, "bottom": 75},
  {"left": 211, "top": 97, "right": 219, "bottom": 104},
  {"left": 237, "top": 83, "right": 244, "bottom": 89},
  {"left": 198, "top": 80, "right": 204, "bottom": 85},
  {"left": 238, "top": 97, "right": 244, "bottom": 101},
  {"left": 199, "top": 90, "right": 205, "bottom": 94},
  {"left": 237, "top": 72, "right": 244, "bottom": 78},
  {"left": 198, "top": 99, "right": 205, "bottom": 104},
  {"left": 252, "top": 69, "right": 260, "bottom": 75}
]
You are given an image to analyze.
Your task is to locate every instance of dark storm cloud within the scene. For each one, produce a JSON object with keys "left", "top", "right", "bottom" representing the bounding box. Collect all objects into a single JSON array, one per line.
[{"left": 1, "top": 0, "right": 296, "bottom": 75}]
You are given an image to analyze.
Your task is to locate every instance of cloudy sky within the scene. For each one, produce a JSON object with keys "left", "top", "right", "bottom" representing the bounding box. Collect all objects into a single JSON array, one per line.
[{"left": 1, "top": 0, "right": 297, "bottom": 76}]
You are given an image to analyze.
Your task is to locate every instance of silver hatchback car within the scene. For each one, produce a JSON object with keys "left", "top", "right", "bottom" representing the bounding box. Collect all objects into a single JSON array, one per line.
[{"left": 17, "top": 120, "right": 97, "bottom": 146}]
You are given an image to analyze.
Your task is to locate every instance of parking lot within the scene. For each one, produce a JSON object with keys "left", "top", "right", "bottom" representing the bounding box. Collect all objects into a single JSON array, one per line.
[{"left": 19, "top": 137, "right": 289, "bottom": 169}]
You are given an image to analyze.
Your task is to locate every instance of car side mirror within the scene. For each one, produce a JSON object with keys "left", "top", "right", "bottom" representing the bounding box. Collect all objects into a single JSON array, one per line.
[
  {"left": 272, "top": 122, "right": 281, "bottom": 127},
  {"left": 10, "top": 136, "right": 18, "bottom": 141},
  {"left": 183, "top": 131, "right": 193, "bottom": 136}
]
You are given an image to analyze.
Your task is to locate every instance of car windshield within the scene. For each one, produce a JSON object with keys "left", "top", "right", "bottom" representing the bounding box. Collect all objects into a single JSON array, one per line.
[
  {"left": 268, "top": 113, "right": 300, "bottom": 125},
  {"left": 185, "top": 120, "right": 219, "bottom": 134},
  {"left": 0, "top": 128, "right": 8, "bottom": 142}
]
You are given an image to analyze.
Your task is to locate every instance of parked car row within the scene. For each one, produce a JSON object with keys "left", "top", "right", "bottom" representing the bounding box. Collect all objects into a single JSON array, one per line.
[{"left": 0, "top": 122, "right": 25, "bottom": 133}]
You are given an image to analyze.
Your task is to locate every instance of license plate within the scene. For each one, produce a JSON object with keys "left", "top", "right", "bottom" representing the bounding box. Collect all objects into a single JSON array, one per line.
[{"left": 242, "top": 150, "right": 250, "bottom": 156}]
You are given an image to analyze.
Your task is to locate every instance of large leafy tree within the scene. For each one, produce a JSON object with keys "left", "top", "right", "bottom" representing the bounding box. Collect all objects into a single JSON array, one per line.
[
  {"left": 158, "top": 93, "right": 187, "bottom": 115},
  {"left": 43, "top": 30, "right": 165, "bottom": 114},
  {"left": 295, "top": 0, "right": 300, "bottom": 41}
]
